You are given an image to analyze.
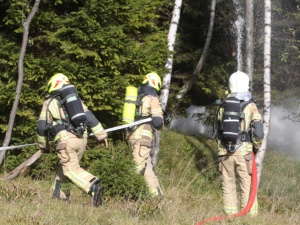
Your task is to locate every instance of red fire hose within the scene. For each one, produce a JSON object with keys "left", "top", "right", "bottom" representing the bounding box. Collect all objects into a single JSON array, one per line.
[{"left": 195, "top": 152, "right": 257, "bottom": 225}]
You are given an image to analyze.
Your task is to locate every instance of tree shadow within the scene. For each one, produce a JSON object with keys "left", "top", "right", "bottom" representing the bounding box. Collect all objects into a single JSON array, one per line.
[{"left": 184, "top": 134, "right": 219, "bottom": 182}]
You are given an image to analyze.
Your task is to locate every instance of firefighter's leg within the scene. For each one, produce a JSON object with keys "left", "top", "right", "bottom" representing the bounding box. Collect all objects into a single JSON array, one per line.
[
  {"left": 57, "top": 138, "right": 103, "bottom": 206},
  {"left": 129, "top": 139, "right": 144, "bottom": 174},
  {"left": 56, "top": 138, "right": 100, "bottom": 193},
  {"left": 221, "top": 155, "right": 238, "bottom": 214},
  {"left": 129, "top": 139, "right": 162, "bottom": 197},
  {"left": 238, "top": 154, "right": 258, "bottom": 216},
  {"left": 52, "top": 163, "right": 71, "bottom": 200},
  {"left": 140, "top": 145, "right": 163, "bottom": 197}
]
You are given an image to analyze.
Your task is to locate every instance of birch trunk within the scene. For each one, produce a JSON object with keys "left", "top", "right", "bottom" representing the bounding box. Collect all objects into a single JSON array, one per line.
[
  {"left": 255, "top": 0, "right": 271, "bottom": 186},
  {"left": 176, "top": 0, "right": 216, "bottom": 102},
  {"left": 246, "top": 0, "right": 254, "bottom": 91},
  {"left": 152, "top": 0, "right": 182, "bottom": 167},
  {"left": 0, "top": 0, "right": 41, "bottom": 166}
]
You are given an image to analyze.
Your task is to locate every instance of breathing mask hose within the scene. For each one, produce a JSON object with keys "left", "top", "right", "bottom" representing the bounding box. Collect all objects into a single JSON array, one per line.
[{"left": 195, "top": 152, "right": 257, "bottom": 225}]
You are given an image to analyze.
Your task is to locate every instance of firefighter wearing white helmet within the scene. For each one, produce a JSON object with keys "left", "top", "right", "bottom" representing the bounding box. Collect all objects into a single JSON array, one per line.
[
  {"left": 37, "top": 73, "right": 108, "bottom": 207},
  {"left": 215, "top": 71, "right": 264, "bottom": 216},
  {"left": 229, "top": 71, "right": 250, "bottom": 93},
  {"left": 127, "top": 72, "right": 164, "bottom": 197}
]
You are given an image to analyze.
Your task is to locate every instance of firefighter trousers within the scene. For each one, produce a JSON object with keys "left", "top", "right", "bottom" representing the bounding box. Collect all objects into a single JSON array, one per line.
[
  {"left": 53, "top": 137, "right": 99, "bottom": 198},
  {"left": 128, "top": 139, "right": 163, "bottom": 197},
  {"left": 219, "top": 154, "right": 258, "bottom": 215}
]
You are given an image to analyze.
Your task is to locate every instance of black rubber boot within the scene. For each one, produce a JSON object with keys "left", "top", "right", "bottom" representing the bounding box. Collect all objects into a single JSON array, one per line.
[
  {"left": 88, "top": 181, "right": 103, "bottom": 207},
  {"left": 52, "top": 180, "right": 60, "bottom": 199}
]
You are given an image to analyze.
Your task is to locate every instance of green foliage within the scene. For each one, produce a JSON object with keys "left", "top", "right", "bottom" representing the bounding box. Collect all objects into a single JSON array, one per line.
[
  {"left": 1, "top": 140, "right": 149, "bottom": 200},
  {"left": 171, "top": 0, "right": 237, "bottom": 109},
  {"left": 81, "top": 142, "right": 149, "bottom": 200},
  {"left": 0, "top": 0, "right": 169, "bottom": 148},
  {"left": 1, "top": 0, "right": 300, "bottom": 208}
]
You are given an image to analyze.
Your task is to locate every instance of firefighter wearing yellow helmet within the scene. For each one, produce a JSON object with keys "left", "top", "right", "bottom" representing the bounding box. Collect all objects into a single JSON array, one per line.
[
  {"left": 127, "top": 72, "right": 164, "bottom": 197},
  {"left": 216, "top": 71, "right": 264, "bottom": 215},
  {"left": 37, "top": 73, "right": 108, "bottom": 207}
]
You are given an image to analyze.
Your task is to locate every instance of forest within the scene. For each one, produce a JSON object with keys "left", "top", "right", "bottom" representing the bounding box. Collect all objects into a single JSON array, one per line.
[
  {"left": 0, "top": 0, "right": 299, "bottom": 147},
  {"left": 0, "top": 1, "right": 299, "bottom": 224}
]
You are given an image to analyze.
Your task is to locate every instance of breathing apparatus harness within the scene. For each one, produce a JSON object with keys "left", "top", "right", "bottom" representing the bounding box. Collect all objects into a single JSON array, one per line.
[
  {"left": 199, "top": 92, "right": 263, "bottom": 224},
  {"left": 45, "top": 84, "right": 87, "bottom": 141},
  {"left": 212, "top": 92, "right": 254, "bottom": 153}
]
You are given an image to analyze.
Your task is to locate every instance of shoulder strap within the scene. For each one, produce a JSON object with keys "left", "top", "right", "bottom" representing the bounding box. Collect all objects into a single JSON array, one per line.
[
  {"left": 240, "top": 99, "right": 254, "bottom": 131},
  {"left": 240, "top": 99, "right": 253, "bottom": 112},
  {"left": 45, "top": 93, "right": 61, "bottom": 122},
  {"left": 136, "top": 93, "right": 146, "bottom": 106}
]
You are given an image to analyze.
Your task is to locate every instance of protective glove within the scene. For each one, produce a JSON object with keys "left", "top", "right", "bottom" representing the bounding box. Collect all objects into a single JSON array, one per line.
[{"left": 100, "top": 139, "right": 108, "bottom": 148}]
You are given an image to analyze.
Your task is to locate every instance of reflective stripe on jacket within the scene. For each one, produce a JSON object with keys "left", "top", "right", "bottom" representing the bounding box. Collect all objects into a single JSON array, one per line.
[{"left": 37, "top": 97, "right": 107, "bottom": 149}]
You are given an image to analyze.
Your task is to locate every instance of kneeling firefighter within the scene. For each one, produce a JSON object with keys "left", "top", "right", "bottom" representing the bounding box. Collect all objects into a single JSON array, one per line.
[
  {"left": 36, "top": 73, "right": 108, "bottom": 207},
  {"left": 125, "top": 72, "right": 164, "bottom": 197},
  {"left": 214, "top": 71, "right": 264, "bottom": 215}
]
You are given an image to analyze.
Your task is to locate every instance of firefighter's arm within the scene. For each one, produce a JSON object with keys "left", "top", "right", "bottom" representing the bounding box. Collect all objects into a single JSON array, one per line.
[
  {"left": 152, "top": 116, "right": 163, "bottom": 129},
  {"left": 250, "top": 104, "right": 264, "bottom": 150},
  {"left": 213, "top": 107, "right": 223, "bottom": 140},
  {"left": 150, "top": 97, "right": 163, "bottom": 129},
  {"left": 37, "top": 101, "right": 51, "bottom": 152},
  {"left": 84, "top": 109, "right": 108, "bottom": 148}
]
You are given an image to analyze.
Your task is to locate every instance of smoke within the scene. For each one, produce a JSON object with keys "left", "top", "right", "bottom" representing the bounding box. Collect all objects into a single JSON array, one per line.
[
  {"left": 170, "top": 105, "right": 213, "bottom": 136},
  {"left": 268, "top": 105, "right": 300, "bottom": 160},
  {"left": 170, "top": 105, "right": 300, "bottom": 160}
]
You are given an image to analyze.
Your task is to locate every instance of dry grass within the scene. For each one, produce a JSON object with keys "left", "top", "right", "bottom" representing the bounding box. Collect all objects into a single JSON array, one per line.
[
  {"left": 0, "top": 132, "right": 299, "bottom": 225},
  {"left": 0, "top": 175, "right": 298, "bottom": 225}
]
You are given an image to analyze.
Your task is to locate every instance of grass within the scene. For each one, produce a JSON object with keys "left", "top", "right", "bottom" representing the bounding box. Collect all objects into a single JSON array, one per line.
[{"left": 0, "top": 130, "right": 299, "bottom": 225}]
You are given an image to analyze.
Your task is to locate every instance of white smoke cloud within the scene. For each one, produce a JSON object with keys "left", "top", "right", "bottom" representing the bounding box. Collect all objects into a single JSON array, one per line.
[
  {"left": 268, "top": 105, "right": 300, "bottom": 160},
  {"left": 170, "top": 105, "right": 300, "bottom": 160},
  {"left": 170, "top": 105, "right": 213, "bottom": 136}
]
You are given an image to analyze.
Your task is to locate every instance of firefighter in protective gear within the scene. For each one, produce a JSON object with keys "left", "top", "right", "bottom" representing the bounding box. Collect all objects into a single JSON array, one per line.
[
  {"left": 127, "top": 72, "right": 164, "bottom": 197},
  {"left": 37, "top": 73, "right": 108, "bottom": 207},
  {"left": 217, "top": 71, "right": 263, "bottom": 216}
]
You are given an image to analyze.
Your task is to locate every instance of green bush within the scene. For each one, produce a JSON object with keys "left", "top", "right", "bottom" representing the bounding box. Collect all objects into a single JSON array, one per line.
[
  {"left": 82, "top": 142, "right": 149, "bottom": 200},
  {"left": 1, "top": 140, "right": 149, "bottom": 200}
]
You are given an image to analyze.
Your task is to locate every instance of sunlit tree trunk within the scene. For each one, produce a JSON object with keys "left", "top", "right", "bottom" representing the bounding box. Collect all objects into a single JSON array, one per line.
[
  {"left": 152, "top": 0, "right": 182, "bottom": 167},
  {"left": 246, "top": 0, "right": 254, "bottom": 90},
  {"left": 0, "top": 0, "right": 41, "bottom": 166},
  {"left": 176, "top": 0, "right": 216, "bottom": 102},
  {"left": 255, "top": 0, "right": 271, "bottom": 186}
]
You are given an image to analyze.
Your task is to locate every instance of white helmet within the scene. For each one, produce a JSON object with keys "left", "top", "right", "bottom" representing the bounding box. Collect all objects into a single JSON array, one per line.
[{"left": 229, "top": 71, "right": 250, "bottom": 93}]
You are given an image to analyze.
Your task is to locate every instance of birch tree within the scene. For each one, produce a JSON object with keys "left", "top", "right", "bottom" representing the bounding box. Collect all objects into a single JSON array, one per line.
[
  {"left": 0, "top": 0, "right": 41, "bottom": 166},
  {"left": 255, "top": 0, "right": 271, "bottom": 185},
  {"left": 176, "top": 0, "right": 216, "bottom": 103},
  {"left": 246, "top": 0, "right": 254, "bottom": 90},
  {"left": 152, "top": 0, "right": 182, "bottom": 166}
]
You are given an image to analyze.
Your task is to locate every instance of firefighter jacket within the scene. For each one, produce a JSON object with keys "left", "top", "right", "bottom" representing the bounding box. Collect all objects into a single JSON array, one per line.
[
  {"left": 217, "top": 99, "right": 263, "bottom": 156},
  {"left": 37, "top": 97, "right": 107, "bottom": 150},
  {"left": 127, "top": 95, "right": 163, "bottom": 147}
]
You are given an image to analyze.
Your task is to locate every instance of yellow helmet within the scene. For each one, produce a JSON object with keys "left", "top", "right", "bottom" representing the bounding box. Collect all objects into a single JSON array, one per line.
[
  {"left": 142, "top": 72, "right": 162, "bottom": 91},
  {"left": 47, "top": 73, "right": 70, "bottom": 93}
]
